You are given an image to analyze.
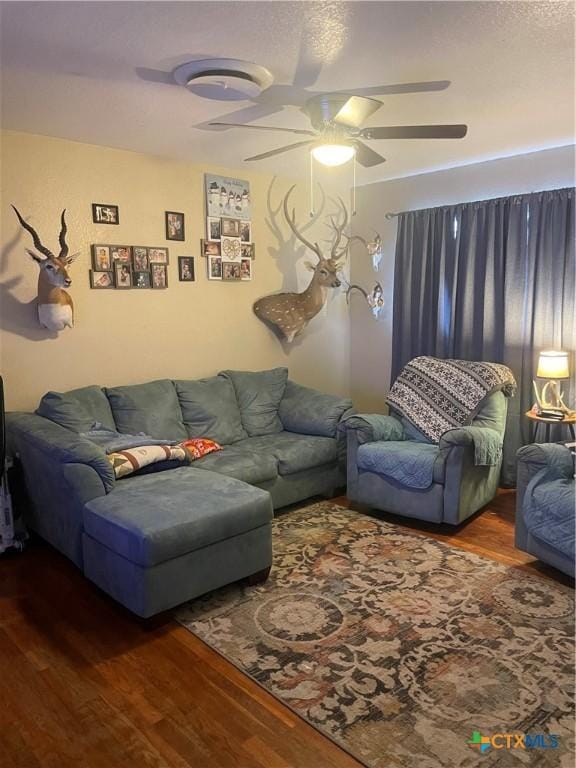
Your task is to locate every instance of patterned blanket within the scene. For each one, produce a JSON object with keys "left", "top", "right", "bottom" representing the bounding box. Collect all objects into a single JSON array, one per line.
[{"left": 387, "top": 356, "right": 516, "bottom": 443}]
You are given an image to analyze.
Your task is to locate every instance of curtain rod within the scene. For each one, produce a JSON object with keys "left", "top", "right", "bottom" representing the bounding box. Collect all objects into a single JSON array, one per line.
[{"left": 384, "top": 186, "right": 573, "bottom": 221}]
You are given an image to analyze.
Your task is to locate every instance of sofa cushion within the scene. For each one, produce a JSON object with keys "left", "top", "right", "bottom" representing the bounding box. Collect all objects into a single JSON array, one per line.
[
  {"left": 192, "top": 448, "right": 278, "bottom": 485},
  {"left": 106, "top": 380, "right": 187, "bottom": 441},
  {"left": 279, "top": 380, "right": 353, "bottom": 437},
  {"left": 231, "top": 432, "right": 338, "bottom": 475},
  {"left": 174, "top": 377, "right": 246, "bottom": 444},
  {"left": 221, "top": 368, "right": 288, "bottom": 436},
  {"left": 357, "top": 441, "right": 441, "bottom": 489},
  {"left": 525, "top": 477, "right": 575, "bottom": 560},
  {"left": 37, "top": 385, "right": 116, "bottom": 433},
  {"left": 83, "top": 467, "right": 272, "bottom": 567}
]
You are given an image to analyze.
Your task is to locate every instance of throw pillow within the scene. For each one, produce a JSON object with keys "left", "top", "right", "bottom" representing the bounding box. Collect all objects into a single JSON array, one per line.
[
  {"left": 181, "top": 437, "right": 222, "bottom": 460},
  {"left": 37, "top": 385, "right": 116, "bottom": 433},
  {"left": 108, "top": 444, "right": 188, "bottom": 479},
  {"left": 220, "top": 368, "right": 288, "bottom": 436},
  {"left": 174, "top": 377, "right": 247, "bottom": 444},
  {"left": 105, "top": 379, "right": 187, "bottom": 441}
]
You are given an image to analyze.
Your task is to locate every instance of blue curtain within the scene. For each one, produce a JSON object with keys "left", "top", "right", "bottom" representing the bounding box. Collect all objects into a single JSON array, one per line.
[{"left": 391, "top": 187, "right": 575, "bottom": 485}]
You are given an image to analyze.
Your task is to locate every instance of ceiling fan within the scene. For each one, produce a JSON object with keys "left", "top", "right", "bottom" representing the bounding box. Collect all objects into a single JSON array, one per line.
[{"left": 209, "top": 92, "right": 468, "bottom": 167}]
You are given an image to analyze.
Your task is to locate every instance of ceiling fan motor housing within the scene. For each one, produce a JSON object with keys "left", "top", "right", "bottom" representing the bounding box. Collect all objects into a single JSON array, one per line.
[{"left": 173, "top": 59, "right": 274, "bottom": 101}]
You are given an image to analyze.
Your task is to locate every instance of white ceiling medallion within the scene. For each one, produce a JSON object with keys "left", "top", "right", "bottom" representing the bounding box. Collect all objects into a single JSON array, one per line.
[{"left": 173, "top": 59, "right": 274, "bottom": 101}]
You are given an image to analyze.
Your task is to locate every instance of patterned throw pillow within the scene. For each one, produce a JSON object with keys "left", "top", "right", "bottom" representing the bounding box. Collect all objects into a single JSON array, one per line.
[
  {"left": 181, "top": 438, "right": 222, "bottom": 460},
  {"left": 108, "top": 445, "right": 188, "bottom": 479}
]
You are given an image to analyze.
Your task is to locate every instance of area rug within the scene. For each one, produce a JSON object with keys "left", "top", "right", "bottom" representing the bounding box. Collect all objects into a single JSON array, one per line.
[{"left": 176, "top": 502, "right": 575, "bottom": 768}]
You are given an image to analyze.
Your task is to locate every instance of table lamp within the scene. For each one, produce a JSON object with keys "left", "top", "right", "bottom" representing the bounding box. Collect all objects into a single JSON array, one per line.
[{"left": 534, "top": 350, "right": 570, "bottom": 412}]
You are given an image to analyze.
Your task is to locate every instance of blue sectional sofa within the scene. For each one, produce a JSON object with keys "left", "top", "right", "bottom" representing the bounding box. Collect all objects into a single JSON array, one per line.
[
  {"left": 7, "top": 368, "right": 353, "bottom": 617},
  {"left": 515, "top": 443, "right": 575, "bottom": 577}
]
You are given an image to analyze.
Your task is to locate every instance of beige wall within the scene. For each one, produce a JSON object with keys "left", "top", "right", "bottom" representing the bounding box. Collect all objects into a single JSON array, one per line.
[
  {"left": 350, "top": 144, "right": 576, "bottom": 411},
  {"left": 0, "top": 130, "right": 350, "bottom": 410}
]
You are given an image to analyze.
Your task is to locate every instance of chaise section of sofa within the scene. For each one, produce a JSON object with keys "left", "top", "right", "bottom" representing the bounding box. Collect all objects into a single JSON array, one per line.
[{"left": 7, "top": 370, "right": 353, "bottom": 616}]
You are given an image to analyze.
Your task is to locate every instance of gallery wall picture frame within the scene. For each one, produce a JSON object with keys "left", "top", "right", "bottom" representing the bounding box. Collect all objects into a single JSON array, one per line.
[
  {"left": 202, "top": 239, "right": 221, "bottom": 257},
  {"left": 207, "top": 217, "right": 221, "bottom": 241},
  {"left": 240, "top": 220, "right": 251, "bottom": 243},
  {"left": 205, "top": 174, "right": 251, "bottom": 219},
  {"left": 207, "top": 256, "right": 222, "bottom": 280},
  {"left": 222, "top": 262, "right": 241, "bottom": 281},
  {"left": 221, "top": 236, "right": 242, "bottom": 262},
  {"left": 240, "top": 258, "right": 252, "bottom": 281},
  {"left": 149, "top": 247, "right": 169, "bottom": 264},
  {"left": 110, "top": 245, "right": 132, "bottom": 263},
  {"left": 221, "top": 217, "right": 241, "bottom": 237},
  {"left": 151, "top": 263, "right": 168, "bottom": 289},
  {"left": 165, "top": 211, "right": 185, "bottom": 241},
  {"left": 133, "top": 271, "right": 151, "bottom": 289},
  {"left": 92, "top": 204, "right": 119, "bottom": 225},
  {"left": 114, "top": 262, "right": 132, "bottom": 289},
  {"left": 241, "top": 243, "right": 255, "bottom": 260},
  {"left": 92, "top": 244, "right": 112, "bottom": 271},
  {"left": 90, "top": 270, "right": 114, "bottom": 289},
  {"left": 178, "top": 257, "right": 195, "bottom": 282},
  {"left": 132, "top": 246, "right": 149, "bottom": 271}
]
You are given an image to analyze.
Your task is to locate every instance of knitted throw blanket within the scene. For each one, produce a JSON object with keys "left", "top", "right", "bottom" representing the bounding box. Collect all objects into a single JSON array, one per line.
[{"left": 387, "top": 356, "right": 516, "bottom": 443}]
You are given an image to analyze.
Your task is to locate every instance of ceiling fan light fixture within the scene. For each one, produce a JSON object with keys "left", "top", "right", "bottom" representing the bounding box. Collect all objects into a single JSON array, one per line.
[{"left": 311, "top": 142, "right": 356, "bottom": 167}]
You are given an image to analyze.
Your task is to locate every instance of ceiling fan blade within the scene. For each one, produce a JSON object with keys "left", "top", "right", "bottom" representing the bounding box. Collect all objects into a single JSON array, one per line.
[
  {"left": 353, "top": 141, "right": 386, "bottom": 168},
  {"left": 333, "top": 96, "right": 383, "bottom": 129},
  {"left": 209, "top": 122, "right": 316, "bottom": 136},
  {"left": 361, "top": 124, "right": 468, "bottom": 140},
  {"left": 331, "top": 80, "right": 451, "bottom": 97},
  {"left": 245, "top": 140, "right": 315, "bottom": 162},
  {"left": 293, "top": 27, "right": 323, "bottom": 88},
  {"left": 135, "top": 67, "right": 177, "bottom": 85}
]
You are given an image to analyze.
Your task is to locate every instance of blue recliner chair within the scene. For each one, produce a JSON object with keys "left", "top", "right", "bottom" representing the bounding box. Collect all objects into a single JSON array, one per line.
[
  {"left": 344, "top": 391, "right": 508, "bottom": 525},
  {"left": 515, "top": 443, "right": 575, "bottom": 577}
]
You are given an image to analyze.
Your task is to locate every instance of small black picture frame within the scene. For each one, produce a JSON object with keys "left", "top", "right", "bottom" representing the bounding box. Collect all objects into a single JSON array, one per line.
[
  {"left": 133, "top": 271, "right": 151, "bottom": 289},
  {"left": 114, "top": 262, "right": 132, "bottom": 289},
  {"left": 151, "top": 263, "right": 168, "bottom": 289},
  {"left": 91, "top": 244, "right": 112, "bottom": 271},
  {"left": 178, "top": 257, "right": 195, "bottom": 282},
  {"left": 165, "top": 211, "right": 185, "bottom": 241},
  {"left": 92, "top": 204, "right": 119, "bottom": 225},
  {"left": 89, "top": 270, "right": 114, "bottom": 289}
]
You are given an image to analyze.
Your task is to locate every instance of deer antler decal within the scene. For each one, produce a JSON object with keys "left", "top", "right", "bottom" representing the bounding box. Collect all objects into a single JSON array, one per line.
[
  {"left": 253, "top": 186, "right": 347, "bottom": 343},
  {"left": 12, "top": 205, "right": 77, "bottom": 332}
]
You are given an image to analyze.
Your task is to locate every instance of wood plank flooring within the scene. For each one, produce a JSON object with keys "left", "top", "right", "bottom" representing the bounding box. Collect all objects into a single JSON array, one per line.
[{"left": 0, "top": 491, "right": 571, "bottom": 768}]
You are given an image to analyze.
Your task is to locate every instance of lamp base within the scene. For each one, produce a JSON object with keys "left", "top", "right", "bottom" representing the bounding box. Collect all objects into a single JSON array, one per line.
[{"left": 533, "top": 379, "right": 571, "bottom": 414}]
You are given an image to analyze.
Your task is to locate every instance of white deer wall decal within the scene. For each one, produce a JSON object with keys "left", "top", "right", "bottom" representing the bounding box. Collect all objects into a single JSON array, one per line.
[
  {"left": 253, "top": 185, "right": 348, "bottom": 343},
  {"left": 12, "top": 206, "right": 79, "bottom": 331}
]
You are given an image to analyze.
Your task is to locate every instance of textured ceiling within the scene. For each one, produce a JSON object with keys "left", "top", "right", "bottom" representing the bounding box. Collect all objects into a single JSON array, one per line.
[{"left": 1, "top": 1, "right": 574, "bottom": 182}]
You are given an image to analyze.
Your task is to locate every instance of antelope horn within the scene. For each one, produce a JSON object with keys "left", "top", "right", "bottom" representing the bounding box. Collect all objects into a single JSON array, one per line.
[
  {"left": 58, "top": 209, "right": 69, "bottom": 259},
  {"left": 11, "top": 205, "right": 54, "bottom": 259},
  {"left": 330, "top": 197, "right": 349, "bottom": 259},
  {"left": 283, "top": 185, "right": 323, "bottom": 260}
]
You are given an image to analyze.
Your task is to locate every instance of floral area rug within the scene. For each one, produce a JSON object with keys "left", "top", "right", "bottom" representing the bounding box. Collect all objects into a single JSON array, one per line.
[{"left": 176, "top": 502, "right": 575, "bottom": 768}]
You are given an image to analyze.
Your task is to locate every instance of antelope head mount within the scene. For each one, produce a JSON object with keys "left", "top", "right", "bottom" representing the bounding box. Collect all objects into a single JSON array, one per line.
[
  {"left": 253, "top": 185, "right": 348, "bottom": 343},
  {"left": 12, "top": 205, "right": 79, "bottom": 331}
]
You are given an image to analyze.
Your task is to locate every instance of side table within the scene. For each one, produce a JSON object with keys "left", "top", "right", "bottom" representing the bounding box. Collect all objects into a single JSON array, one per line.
[{"left": 525, "top": 410, "right": 576, "bottom": 442}]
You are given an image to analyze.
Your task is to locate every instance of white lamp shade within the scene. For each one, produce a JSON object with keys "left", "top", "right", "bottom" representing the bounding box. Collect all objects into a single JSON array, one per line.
[
  {"left": 311, "top": 143, "right": 356, "bottom": 167},
  {"left": 536, "top": 350, "right": 570, "bottom": 379}
]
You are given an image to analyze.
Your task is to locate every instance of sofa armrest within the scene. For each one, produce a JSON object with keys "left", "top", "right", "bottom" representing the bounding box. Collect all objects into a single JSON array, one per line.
[
  {"left": 278, "top": 380, "right": 353, "bottom": 438},
  {"left": 440, "top": 426, "right": 502, "bottom": 467},
  {"left": 6, "top": 412, "right": 115, "bottom": 492},
  {"left": 516, "top": 443, "right": 574, "bottom": 480},
  {"left": 515, "top": 444, "right": 574, "bottom": 552},
  {"left": 339, "top": 413, "right": 404, "bottom": 445}
]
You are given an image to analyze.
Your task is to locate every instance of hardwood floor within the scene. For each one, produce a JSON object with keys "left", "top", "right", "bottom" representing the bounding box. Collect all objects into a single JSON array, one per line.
[{"left": 0, "top": 491, "right": 571, "bottom": 768}]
